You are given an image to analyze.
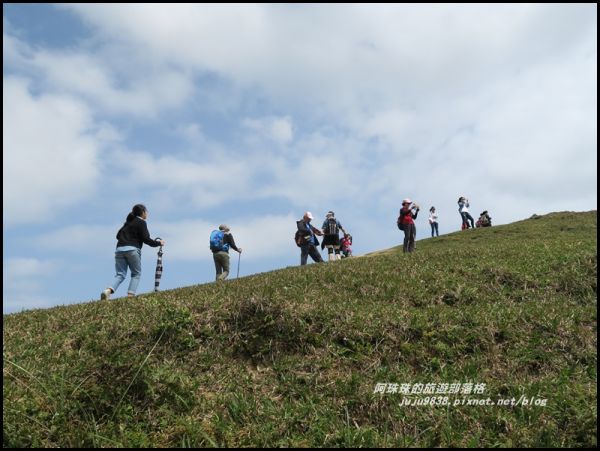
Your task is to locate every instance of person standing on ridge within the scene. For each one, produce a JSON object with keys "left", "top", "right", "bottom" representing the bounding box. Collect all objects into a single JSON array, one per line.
[
  {"left": 397, "top": 199, "right": 420, "bottom": 253},
  {"left": 429, "top": 206, "right": 439, "bottom": 237},
  {"left": 321, "top": 211, "right": 348, "bottom": 261},
  {"left": 210, "top": 224, "right": 242, "bottom": 281},
  {"left": 458, "top": 196, "right": 475, "bottom": 229},
  {"left": 296, "top": 212, "right": 324, "bottom": 265}
]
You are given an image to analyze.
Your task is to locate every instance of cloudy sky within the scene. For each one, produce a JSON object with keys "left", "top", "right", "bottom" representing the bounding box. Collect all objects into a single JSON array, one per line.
[{"left": 3, "top": 4, "right": 597, "bottom": 313}]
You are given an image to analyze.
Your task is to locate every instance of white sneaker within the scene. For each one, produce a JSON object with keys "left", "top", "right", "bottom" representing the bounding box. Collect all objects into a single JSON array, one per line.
[{"left": 100, "top": 289, "right": 112, "bottom": 301}]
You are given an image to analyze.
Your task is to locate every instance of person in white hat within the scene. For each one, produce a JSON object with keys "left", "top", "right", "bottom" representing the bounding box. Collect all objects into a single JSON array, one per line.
[
  {"left": 295, "top": 211, "right": 324, "bottom": 265},
  {"left": 397, "top": 199, "right": 420, "bottom": 253}
]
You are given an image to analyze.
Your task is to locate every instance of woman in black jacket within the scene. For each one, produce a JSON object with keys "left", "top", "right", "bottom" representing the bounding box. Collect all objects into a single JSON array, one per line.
[{"left": 101, "top": 204, "right": 165, "bottom": 300}]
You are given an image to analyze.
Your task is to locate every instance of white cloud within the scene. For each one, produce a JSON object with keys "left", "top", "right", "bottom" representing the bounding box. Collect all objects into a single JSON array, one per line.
[
  {"left": 3, "top": 77, "right": 101, "bottom": 226},
  {"left": 3, "top": 30, "right": 195, "bottom": 118},
  {"left": 6, "top": 5, "right": 595, "bottom": 226},
  {"left": 176, "top": 123, "right": 204, "bottom": 143},
  {"left": 4, "top": 257, "right": 57, "bottom": 280},
  {"left": 54, "top": 4, "right": 596, "bottom": 222},
  {"left": 34, "top": 224, "right": 117, "bottom": 255},
  {"left": 61, "top": 4, "right": 596, "bottom": 114},
  {"left": 243, "top": 116, "right": 294, "bottom": 145},
  {"left": 3, "top": 257, "right": 61, "bottom": 313},
  {"left": 108, "top": 149, "right": 253, "bottom": 209}
]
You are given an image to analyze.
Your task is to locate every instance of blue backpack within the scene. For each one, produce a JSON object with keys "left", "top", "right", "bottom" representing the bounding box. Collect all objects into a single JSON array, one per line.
[{"left": 210, "top": 230, "right": 229, "bottom": 252}]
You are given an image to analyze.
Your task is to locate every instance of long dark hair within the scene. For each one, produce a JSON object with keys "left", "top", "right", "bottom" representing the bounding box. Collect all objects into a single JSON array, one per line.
[{"left": 125, "top": 204, "right": 147, "bottom": 222}]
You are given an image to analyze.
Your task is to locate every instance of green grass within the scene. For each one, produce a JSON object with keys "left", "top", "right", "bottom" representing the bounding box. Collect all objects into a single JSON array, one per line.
[{"left": 3, "top": 211, "right": 597, "bottom": 447}]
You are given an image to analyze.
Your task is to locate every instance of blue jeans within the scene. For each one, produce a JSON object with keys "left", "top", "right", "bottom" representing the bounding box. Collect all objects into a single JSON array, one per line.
[
  {"left": 110, "top": 249, "right": 142, "bottom": 295},
  {"left": 301, "top": 244, "right": 323, "bottom": 265},
  {"left": 430, "top": 222, "right": 439, "bottom": 237}
]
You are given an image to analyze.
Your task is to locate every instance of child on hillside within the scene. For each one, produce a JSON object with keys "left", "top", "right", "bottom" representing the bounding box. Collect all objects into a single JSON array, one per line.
[{"left": 341, "top": 233, "right": 353, "bottom": 258}]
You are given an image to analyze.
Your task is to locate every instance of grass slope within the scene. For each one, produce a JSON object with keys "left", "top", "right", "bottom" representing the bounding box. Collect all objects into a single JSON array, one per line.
[{"left": 3, "top": 211, "right": 597, "bottom": 447}]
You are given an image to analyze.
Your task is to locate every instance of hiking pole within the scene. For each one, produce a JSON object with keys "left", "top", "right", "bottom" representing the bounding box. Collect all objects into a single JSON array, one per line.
[
  {"left": 154, "top": 238, "right": 163, "bottom": 292},
  {"left": 237, "top": 252, "right": 241, "bottom": 279}
]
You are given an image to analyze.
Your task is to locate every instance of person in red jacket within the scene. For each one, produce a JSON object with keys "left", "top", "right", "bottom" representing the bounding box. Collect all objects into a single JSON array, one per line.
[
  {"left": 340, "top": 233, "right": 353, "bottom": 258},
  {"left": 397, "top": 198, "right": 420, "bottom": 253}
]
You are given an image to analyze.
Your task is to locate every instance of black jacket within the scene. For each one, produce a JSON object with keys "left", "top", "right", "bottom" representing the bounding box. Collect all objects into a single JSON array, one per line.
[
  {"left": 116, "top": 217, "right": 161, "bottom": 249},
  {"left": 296, "top": 220, "right": 321, "bottom": 246}
]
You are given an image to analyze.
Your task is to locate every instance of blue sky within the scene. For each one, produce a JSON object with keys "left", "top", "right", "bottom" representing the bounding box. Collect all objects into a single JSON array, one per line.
[{"left": 3, "top": 4, "right": 597, "bottom": 314}]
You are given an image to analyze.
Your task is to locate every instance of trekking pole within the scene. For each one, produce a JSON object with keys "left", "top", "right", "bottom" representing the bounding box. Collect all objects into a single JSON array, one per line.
[
  {"left": 237, "top": 252, "right": 241, "bottom": 279},
  {"left": 154, "top": 239, "right": 163, "bottom": 292}
]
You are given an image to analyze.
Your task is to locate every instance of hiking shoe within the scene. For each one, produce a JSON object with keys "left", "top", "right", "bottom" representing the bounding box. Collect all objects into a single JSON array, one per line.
[{"left": 100, "top": 288, "right": 111, "bottom": 301}]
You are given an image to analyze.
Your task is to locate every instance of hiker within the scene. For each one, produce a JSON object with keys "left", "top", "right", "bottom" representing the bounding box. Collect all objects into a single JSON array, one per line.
[
  {"left": 397, "top": 199, "right": 420, "bottom": 253},
  {"left": 321, "top": 211, "right": 348, "bottom": 261},
  {"left": 429, "top": 206, "right": 439, "bottom": 237},
  {"left": 458, "top": 196, "right": 475, "bottom": 229},
  {"left": 210, "top": 224, "right": 242, "bottom": 281},
  {"left": 296, "top": 212, "right": 324, "bottom": 265},
  {"left": 477, "top": 210, "right": 492, "bottom": 228},
  {"left": 101, "top": 204, "right": 165, "bottom": 300},
  {"left": 341, "top": 233, "right": 353, "bottom": 258}
]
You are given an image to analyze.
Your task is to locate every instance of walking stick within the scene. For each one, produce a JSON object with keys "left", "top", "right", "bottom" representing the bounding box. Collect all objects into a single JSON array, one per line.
[
  {"left": 154, "top": 240, "right": 163, "bottom": 292},
  {"left": 237, "top": 252, "right": 241, "bottom": 279}
]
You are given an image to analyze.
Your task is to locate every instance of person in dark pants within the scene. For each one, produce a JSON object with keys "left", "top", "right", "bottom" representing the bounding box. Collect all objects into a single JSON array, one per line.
[
  {"left": 296, "top": 211, "right": 324, "bottom": 265},
  {"left": 321, "top": 211, "right": 348, "bottom": 261},
  {"left": 397, "top": 199, "right": 420, "bottom": 253},
  {"left": 458, "top": 196, "right": 475, "bottom": 229},
  {"left": 210, "top": 224, "right": 242, "bottom": 281},
  {"left": 429, "top": 206, "right": 439, "bottom": 237},
  {"left": 101, "top": 204, "right": 165, "bottom": 300}
]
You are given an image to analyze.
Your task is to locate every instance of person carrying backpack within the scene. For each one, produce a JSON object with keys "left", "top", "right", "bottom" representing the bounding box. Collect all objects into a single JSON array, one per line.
[
  {"left": 210, "top": 224, "right": 242, "bottom": 281},
  {"left": 429, "top": 206, "right": 439, "bottom": 237},
  {"left": 296, "top": 212, "right": 324, "bottom": 265},
  {"left": 477, "top": 210, "right": 492, "bottom": 227},
  {"left": 458, "top": 196, "right": 475, "bottom": 229},
  {"left": 100, "top": 204, "right": 165, "bottom": 300},
  {"left": 341, "top": 233, "right": 353, "bottom": 258},
  {"left": 397, "top": 199, "right": 419, "bottom": 253},
  {"left": 321, "top": 211, "right": 348, "bottom": 261}
]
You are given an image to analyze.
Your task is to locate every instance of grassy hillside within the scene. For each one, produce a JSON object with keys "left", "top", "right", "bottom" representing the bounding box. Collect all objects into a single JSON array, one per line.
[{"left": 3, "top": 211, "right": 597, "bottom": 447}]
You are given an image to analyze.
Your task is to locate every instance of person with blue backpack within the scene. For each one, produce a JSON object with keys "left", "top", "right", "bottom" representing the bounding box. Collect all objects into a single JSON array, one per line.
[{"left": 210, "top": 224, "right": 242, "bottom": 281}]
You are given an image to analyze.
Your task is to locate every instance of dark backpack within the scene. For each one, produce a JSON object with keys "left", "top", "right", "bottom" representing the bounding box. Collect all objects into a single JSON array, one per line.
[
  {"left": 325, "top": 218, "right": 339, "bottom": 235},
  {"left": 397, "top": 216, "right": 404, "bottom": 230},
  {"left": 294, "top": 230, "right": 304, "bottom": 247}
]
